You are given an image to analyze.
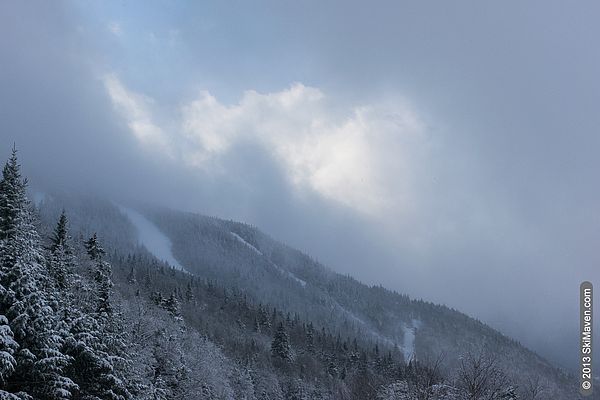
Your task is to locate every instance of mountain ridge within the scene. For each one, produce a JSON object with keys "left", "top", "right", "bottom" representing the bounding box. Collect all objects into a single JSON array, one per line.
[{"left": 32, "top": 190, "right": 586, "bottom": 399}]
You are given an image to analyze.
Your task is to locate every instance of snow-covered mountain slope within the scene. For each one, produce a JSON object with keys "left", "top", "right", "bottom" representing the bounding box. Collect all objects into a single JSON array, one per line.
[
  {"left": 135, "top": 206, "right": 577, "bottom": 396},
  {"left": 35, "top": 194, "right": 582, "bottom": 398},
  {"left": 117, "top": 205, "right": 185, "bottom": 271}
]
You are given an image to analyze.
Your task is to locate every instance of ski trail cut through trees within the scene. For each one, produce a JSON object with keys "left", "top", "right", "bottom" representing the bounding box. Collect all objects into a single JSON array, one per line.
[
  {"left": 118, "top": 206, "right": 186, "bottom": 271},
  {"left": 334, "top": 300, "right": 423, "bottom": 360},
  {"left": 230, "top": 232, "right": 262, "bottom": 255},
  {"left": 334, "top": 301, "right": 397, "bottom": 349},
  {"left": 230, "top": 231, "right": 307, "bottom": 287},
  {"left": 402, "top": 319, "right": 422, "bottom": 360}
]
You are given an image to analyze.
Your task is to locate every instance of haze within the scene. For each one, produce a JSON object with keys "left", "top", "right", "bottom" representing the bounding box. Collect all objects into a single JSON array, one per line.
[{"left": 1, "top": 0, "right": 599, "bottom": 371}]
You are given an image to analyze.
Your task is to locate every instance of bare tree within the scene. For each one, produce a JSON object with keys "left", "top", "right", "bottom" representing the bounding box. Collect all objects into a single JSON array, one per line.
[
  {"left": 406, "top": 352, "right": 445, "bottom": 400},
  {"left": 456, "top": 351, "right": 516, "bottom": 400},
  {"left": 522, "top": 374, "right": 547, "bottom": 400}
]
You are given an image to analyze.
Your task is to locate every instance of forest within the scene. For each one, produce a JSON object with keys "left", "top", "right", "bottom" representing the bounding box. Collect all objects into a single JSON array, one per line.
[{"left": 0, "top": 150, "right": 579, "bottom": 399}]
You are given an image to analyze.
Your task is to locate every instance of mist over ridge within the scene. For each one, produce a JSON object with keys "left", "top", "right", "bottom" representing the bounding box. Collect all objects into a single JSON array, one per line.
[{"left": 2, "top": 0, "right": 599, "bottom": 377}]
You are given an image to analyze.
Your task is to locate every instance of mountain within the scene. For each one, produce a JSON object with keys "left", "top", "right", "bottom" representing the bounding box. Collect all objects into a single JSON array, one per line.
[{"left": 28, "top": 189, "right": 588, "bottom": 400}]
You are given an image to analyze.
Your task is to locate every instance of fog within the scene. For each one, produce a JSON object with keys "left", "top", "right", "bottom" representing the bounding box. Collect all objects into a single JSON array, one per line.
[{"left": 2, "top": 0, "right": 599, "bottom": 371}]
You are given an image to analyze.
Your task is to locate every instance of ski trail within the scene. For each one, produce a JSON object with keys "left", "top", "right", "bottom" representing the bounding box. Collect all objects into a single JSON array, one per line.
[
  {"left": 230, "top": 231, "right": 307, "bottom": 287},
  {"left": 119, "top": 206, "right": 185, "bottom": 271},
  {"left": 231, "top": 232, "right": 263, "bottom": 255},
  {"left": 402, "top": 319, "right": 422, "bottom": 359}
]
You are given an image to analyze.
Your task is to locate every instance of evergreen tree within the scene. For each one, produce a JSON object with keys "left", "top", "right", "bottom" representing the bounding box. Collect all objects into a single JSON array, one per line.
[
  {"left": 126, "top": 267, "right": 136, "bottom": 285},
  {"left": 84, "top": 233, "right": 105, "bottom": 262},
  {"left": 47, "top": 211, "right": 75, "bottom": 290},
  {"left": 0, "top": 150, "right": 25, "bottom": 241},
  {"left": 152, "top": 291, "right": 165, "bottom": 306},
  {"left": 271, "top": 323, "right": 291, "bottom": 361},
  {"left": 76, "top": 234, "right": 131, "bottom": 399},
  {"left": 185, "top": 281, "right": 194, "bottom": 303},
  {"left": 50, "top": 210, "right": 70, "bottom": 254},
  {"left": 94, "top": 260, "right": 113, "bottom": 317},
  {"left": 0, "top": 150, "right": 76, "bottom": 399},
  {"left": 164, "top": 293, "right": 181, "bottom": 318},
  {"left": 64, "top": 314, "right": 130, "bottom": 400},
  {"left": 0, "top": 315, "right": 17, "bottom": 387},
  {"left": 85, "top": 234, "right": 113, "bottom": 317},
  {"left": 306, "top": 323, "right": 315, "bottom": 353}
]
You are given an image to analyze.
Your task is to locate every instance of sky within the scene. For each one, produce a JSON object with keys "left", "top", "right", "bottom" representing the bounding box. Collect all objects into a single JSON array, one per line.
[{"left": 1, "top": 0, "right": 599, "bottom": 371}]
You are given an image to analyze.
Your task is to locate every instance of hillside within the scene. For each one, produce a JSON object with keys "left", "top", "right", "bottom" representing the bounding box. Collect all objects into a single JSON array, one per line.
[{"left": 28, "top": 188, "right": 587, "bottom": 399}]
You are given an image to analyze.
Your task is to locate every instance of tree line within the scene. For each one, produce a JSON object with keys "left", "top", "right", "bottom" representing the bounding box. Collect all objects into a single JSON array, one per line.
[{"left": 0, "top": 149, "right": 550, "bottom": 399}]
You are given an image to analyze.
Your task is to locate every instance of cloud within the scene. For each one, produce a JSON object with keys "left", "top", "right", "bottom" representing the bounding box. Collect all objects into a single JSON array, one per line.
[
  {"left": 104, "top": 77, "right": 428, "bottom": 216},
  {"left": 5, "top": 1, "right": 596, "bottom": 373},
  {"left": 107, "top": 21, "right": 122, "bottom": 36},
  {"left": 102, "top": 75, "right": 171, "bottom": 153}
]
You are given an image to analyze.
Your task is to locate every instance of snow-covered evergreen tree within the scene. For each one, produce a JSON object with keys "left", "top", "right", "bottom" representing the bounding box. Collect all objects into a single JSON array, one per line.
[
  {"left": 50, "top": 210, "right": 70, "bottom": 254},
  {"left": 184, "top": 281, "right": 194, "bottom": 303},
  {"left": 164, "top": 292, "right": 181, "bottom": 319},
  {"left": 47, "top": 210, "right": 75, "bottom": 290},
  {"left": 0, "top": 149, "right": 76, "bottom": 399},
  {"left": 84, "top": 233, "right": 105, "bottom": 262},
  {"left": 64, "top": 312, "right": 131, "bottom": 400},
  {"left": 94, "top": 260, "right": 113, "bottom": 317},
  {"left": 271, "top": 323, "right": 291, "bottom": 361},
  {"left": 126, "top": 267, "right": 136, "bottom": 285},
  {"left": 85, "top": 233, "right": 114, "bottom": 317},
  {"left": 61, "top": 232, "right": 132, "bottom": 399},
  {"left": 0, "top": 315, "right": 17, "bottom": 387}
]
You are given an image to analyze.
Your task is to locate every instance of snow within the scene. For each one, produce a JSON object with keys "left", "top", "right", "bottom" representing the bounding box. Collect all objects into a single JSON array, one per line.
[
  {"left": 267, "top": 259, "right": 307, "bottom": 287},
  {"left": 230, "top": 231, "right": 307, "bottom": 287},
  {"left": 336, "top": 303, "right": 368, "bottom": 328},
  {"left": 401, "top": 319, "right": 422, "bottom": 359},
  {"left": 282, "top": 268, "right": 307, "bottom": 287},
  {"left": 118, "top": 206, "right": 186, "bottom": 271},
  {"left": 334, "top": 302, "right": 397, "bottom": 348},
  {"left": 230, "top": 232, "right": 263, "bottom": 255},
  {"left": 333, "top": 301, "right": 423, "bottom": 360}
]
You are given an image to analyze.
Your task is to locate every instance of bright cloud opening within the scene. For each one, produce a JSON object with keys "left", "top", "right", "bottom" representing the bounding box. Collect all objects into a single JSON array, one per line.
[{"left": 103, "top": 76, "right": 428, "bottom": 216}]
